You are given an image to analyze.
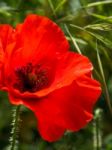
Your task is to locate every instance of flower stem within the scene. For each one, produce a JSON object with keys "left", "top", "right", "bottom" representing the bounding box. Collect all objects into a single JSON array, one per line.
[
  {"left": 9, "top": 105, "right": 21, "bottom": 150},
  {"left": 93, "top": 109, "right": 103, "bottom": 150}
]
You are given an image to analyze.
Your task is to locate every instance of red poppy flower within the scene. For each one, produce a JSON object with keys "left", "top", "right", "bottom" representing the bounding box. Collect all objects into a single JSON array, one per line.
[{"left": 0, "top": 14, "right": 101, "bottom": 142}]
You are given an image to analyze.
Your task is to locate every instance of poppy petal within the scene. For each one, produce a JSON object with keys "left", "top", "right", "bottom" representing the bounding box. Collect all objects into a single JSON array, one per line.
[
  {"left": 0, "top": 24, "right": 13, "bottom": 67},
  {"left": 9, "top": 14, "right": 69, "bottom": 66},
  {"left": 34, "top": 77, "right": 101, "bottom": 135},
  {"left": 7, "top": 52, "right": 93, "bottom": 99},
  {"left": 36, "top": 117, "right": 65, "bottom": 142},
  {"left": 33, "top": 52, "right": 93, "bottom": 97},
  {"left": 0, "top": 24, "right": 14, "bottom": 88},
  {"left": 8, "top": 74, "right": 101, "bottom": 141},
  {"left": 0, "top": 24, "right": 13, "bottom": 51}
]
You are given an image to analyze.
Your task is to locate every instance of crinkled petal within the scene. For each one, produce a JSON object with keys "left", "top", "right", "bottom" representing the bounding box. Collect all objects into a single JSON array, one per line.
[
  {"left": 0, "top": 24, "right": 14, "bottom": 51},
  {"left": 34, "top": 52, "right": 93, "bottom": 97},
  {"left": 0, "top": 24, "right": 14, "bottom": 89},
  {"left": 9, "top": 14, "right": 69, "bottom": 67},
  {"left": 3, "top": 15, "right": 69, "bottom": 88},
  {"left": 8, "top": 52, "right": 93, "bottom": 98},
  {"left": 0, "top": 24, "right": 13, "bottom": 67},
  {"left": 9, "top": 74, "right": 101, "bottom": 141},
  {"left": 37, "top": 117, "right": 65, "bottom": 142}
]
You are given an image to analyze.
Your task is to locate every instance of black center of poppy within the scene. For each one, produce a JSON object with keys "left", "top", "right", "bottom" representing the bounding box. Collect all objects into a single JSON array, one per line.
[{"left": 14, "top": 63, "right": 48, "bottom": 93}]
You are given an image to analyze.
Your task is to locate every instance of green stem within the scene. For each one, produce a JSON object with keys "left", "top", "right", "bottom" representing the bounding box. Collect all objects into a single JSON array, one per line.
[
  {"left": 93, "top": 109, "right": 102, "bottom": 150},
  {"left": 10, "top": 105, "right": 21, "bottom": 150}
]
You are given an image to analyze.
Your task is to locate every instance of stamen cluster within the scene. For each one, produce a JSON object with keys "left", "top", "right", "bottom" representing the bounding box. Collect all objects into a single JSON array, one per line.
[{"left": 14, "top": 63, "right": 48, "bottom": 92}]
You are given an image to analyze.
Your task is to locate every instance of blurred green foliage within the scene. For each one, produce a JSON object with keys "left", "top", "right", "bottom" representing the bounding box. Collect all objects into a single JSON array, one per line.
[{"left": 0, "top": 0, "right": 112, "bottom": 149}]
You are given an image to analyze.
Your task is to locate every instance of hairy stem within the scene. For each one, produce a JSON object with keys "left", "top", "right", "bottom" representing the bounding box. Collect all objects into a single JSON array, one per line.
[
  {"left": 93, "top": 109, "right": 103, "bottom": 150},
  {"left": 9, "top": 105, "right": 21, "bottom": 150}
]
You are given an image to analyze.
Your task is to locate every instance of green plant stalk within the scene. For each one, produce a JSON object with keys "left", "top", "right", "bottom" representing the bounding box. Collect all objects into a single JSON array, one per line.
[
  {"left": 10, "top": 105, "right": 21, "bottom": 150},
  {"left": 93, "top": 109, "right": 103, "bottom": 150}
]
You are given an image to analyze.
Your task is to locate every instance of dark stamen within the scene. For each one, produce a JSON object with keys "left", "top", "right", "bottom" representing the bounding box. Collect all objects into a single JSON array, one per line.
[{"left": 14, "top": 63, "right": 48, "bottom": 93}]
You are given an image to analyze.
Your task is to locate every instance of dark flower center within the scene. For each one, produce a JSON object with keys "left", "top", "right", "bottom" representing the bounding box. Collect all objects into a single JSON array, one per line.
[{"left": 14, "top": 63, "right": 48, "bottom": 93}]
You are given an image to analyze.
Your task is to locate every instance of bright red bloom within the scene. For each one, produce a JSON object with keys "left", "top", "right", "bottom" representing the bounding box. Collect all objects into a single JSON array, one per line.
[{"left": 0, "top": 14, "right": 101, "bottom": 142}]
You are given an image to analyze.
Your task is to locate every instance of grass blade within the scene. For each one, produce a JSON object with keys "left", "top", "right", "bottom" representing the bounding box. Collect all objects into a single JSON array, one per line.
[
  {"left": 70, "top": 24, "right": 112, "bottom": 48},
  {"left": 47, "top": 0, "right": 56, "bottom": 16},
  {"left": 96, "top": 41, "right": 112, "bottom": 115},
  {"left": 64, "top": 24, "right": 82, "bottom": 54},
  {"left": 54, "top": 0, "right": 67, "bottom": 13},
  {"left": 86, "top": 0, "right": 112, "bottom": 8}
]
